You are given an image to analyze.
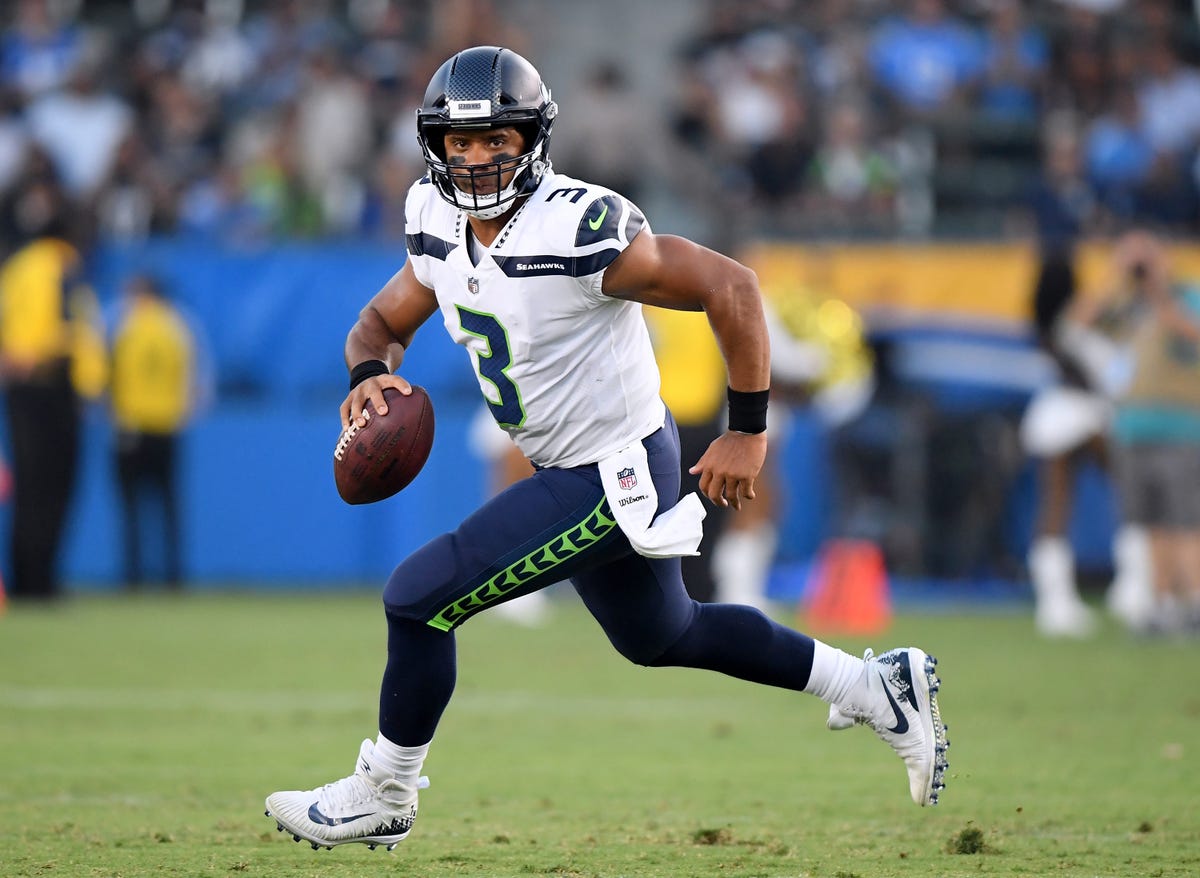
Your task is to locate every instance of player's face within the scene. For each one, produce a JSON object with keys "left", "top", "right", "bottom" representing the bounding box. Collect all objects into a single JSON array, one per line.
[{"left": 443, "top": 127, "right": 527, "bottom": 195}]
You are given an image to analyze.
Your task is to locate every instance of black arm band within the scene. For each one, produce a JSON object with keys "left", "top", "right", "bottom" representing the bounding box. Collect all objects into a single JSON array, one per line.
[
  {"left": 727, "top": 387, "right": 769, "bottom": 434},
  {"left": 349, "top": 359, "right": 389, "bottom": 390}
]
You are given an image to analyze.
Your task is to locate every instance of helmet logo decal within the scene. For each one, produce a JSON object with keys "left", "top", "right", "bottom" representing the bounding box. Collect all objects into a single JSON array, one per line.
[{"left": 449, "top": 99, "right": 492, "bottom": 119}]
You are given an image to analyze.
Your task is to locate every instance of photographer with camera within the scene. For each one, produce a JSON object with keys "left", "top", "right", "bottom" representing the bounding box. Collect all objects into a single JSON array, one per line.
[{"left": 1076, "top": 230, "right": 1200, "bottom": 635}]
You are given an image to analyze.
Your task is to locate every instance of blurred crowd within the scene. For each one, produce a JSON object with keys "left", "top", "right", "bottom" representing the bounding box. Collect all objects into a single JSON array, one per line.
[
  {"left": 0, "top": 0, "right": 524, "bottom": 252},
  {"left": 1, "top": 0, "right": 1199, "bottom": 254},
  {"left": 665, "top": 0, "right": 1200, "bottom": 243}
]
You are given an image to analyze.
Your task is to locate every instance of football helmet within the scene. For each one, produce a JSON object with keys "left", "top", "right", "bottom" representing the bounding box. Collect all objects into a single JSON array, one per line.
[{"left": 417, "top": 46, "right": 558, "bottom": 220}]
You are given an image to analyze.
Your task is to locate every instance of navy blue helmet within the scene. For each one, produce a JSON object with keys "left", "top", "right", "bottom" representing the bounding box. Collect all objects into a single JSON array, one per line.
[{"left": 417, "top": 46, "right": 558, "bottom": 219}]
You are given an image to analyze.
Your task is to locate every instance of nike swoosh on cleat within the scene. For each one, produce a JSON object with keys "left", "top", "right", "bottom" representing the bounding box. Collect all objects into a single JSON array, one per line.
[
  {"left": 880, "top": 672, "right": 909, "bottom": 734},
  {"left": 308, "top": 803, "right": 376, "bottom": 826},
  {"left": 587, "top": 204, "right": 608, "bottom": 230},
  {"left": 894, "top": 651, "right": 919, "bottom": 711}
]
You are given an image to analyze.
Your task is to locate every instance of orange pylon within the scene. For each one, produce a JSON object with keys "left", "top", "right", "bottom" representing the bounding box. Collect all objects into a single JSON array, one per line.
[{"left": 798, "top": 538, "right": 891, "bottom": 636}]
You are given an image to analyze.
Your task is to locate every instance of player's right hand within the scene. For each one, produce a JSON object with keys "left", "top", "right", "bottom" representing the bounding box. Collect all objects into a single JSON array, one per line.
[
  {"left": 689, "top": 430, "right": 767, "bottom": 510},
  {"left": 340, "top": 373, "right": 412, "bottom": 430}
]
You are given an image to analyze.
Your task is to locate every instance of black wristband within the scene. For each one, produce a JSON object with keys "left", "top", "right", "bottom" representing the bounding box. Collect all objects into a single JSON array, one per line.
[
  {"left": 727, "top": 387, "right": 769, "bottom": 434},
  {"left": 349, "top": 359, "right": 389, "bottom": 391}
]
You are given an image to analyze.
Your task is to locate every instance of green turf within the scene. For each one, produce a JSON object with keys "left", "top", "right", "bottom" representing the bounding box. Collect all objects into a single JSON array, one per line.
[{"left": 2, "top": 590, "right": 1198, "bottom": 877}]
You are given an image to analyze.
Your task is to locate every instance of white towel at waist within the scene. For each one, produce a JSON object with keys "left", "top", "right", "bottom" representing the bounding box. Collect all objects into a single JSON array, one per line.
[{"left": 597, "top": 440, "right": 706, "bottom": 558}]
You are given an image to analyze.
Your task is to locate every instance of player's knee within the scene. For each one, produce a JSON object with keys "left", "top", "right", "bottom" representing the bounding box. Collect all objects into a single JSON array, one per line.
[
  {"left": 611, "top": 638, "right": 672, "bottom": 668},
  {"left": 604, "top": 599, "right": 702, "bottom": 667},
  {"left": 382, "top": 534, "right": 458, "bottom": 620},
  {"left": 382, "top": 571, "right": 427, "bottom": 620},
  {"left": 608, "top": 623, "right": 694, "bottom": 667},
  {"left": 638, "top": 602, "right": 724, "bottom": 669},
  {"left": 639, "top": 631, "right": 694, "bottom": 668},
  {"left": 617, "top": 646, "right": 670, "bottom": 668}
]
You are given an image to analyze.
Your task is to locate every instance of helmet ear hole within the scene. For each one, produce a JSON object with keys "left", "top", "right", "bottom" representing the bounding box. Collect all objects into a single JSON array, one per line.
[
  {"left": 514, "top": 123, "right": 540, "bottom": 155},
  {"left": 422, "top": 124, "right": 450, "bottom": 161}
]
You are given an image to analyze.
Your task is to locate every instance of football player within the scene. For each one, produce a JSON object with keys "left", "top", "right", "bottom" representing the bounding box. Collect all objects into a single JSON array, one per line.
[{"left": 265, "top": 46, "right": 949, "bottom": 852}]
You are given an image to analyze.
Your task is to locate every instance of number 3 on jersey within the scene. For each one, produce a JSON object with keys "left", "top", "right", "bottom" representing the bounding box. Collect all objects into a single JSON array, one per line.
[{"left": 456, "top": 305, "right": 526, "bottom": 428}]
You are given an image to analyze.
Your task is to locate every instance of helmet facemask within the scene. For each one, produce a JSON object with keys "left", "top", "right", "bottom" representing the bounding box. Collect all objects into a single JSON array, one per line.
[{"left": 419, "top": 121, "right": 551, "bottom": 220}]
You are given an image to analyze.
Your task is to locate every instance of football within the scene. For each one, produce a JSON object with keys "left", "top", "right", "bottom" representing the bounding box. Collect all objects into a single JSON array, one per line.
[{"left": 333, "top": 386, "right": 435, "bottom": 505}]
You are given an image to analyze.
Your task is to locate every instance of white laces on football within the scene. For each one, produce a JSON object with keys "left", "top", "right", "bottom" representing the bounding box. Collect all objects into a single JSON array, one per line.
[{"left": 334, "top": 419, "right": 364, "bottom": 462}]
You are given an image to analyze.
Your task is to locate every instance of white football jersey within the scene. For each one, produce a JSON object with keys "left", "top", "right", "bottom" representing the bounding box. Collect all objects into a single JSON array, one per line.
[{"left": 405, "top": 170, "right": 666, "bottom": 469}]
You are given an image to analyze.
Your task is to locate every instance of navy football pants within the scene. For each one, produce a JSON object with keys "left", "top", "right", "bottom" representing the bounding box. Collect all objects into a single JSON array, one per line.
[{"left": 379, "top": 411, "right": 816, "bottom": 745}]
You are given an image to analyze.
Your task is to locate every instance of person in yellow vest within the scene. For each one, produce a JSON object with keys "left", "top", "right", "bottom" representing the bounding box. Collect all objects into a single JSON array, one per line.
[
  {"left": 109, "top": 273, "right": 196, "bottom": 589},
  {"left": 712, "top": 284, "right": 876, "bottom": 611},
  {"left": 0, "top": 177, "right": 105, "bottom": 602},
  {"left": 643, "top": 307, "right": 729, "bottom": 602}
]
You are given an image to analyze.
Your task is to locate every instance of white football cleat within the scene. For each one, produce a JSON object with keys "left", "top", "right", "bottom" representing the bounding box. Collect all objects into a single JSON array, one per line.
[
  {"left": 265, "top": 739, "right": 425, "bottom": 851},
  {"left": 826, "top": 647, "right": 949, "bottom": 806},
  {"left": 1036, "top": 596, "right": 1097, "bottom": 638}
]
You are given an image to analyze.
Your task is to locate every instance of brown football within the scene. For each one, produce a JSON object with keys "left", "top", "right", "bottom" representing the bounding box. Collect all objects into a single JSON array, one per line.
[{"left": 333, "top": 386, "right": 435, "bottom": 505}]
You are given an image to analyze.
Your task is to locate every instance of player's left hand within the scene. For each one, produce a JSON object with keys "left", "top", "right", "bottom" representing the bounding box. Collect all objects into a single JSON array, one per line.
[{"left": 689, "top": 431, "right": 767, "bottom": 510}]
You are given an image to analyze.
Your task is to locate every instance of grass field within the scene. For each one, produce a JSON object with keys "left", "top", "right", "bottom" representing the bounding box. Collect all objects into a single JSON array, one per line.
[{"left": 2, "top": 590, "right": 1198, "bottom": 878}]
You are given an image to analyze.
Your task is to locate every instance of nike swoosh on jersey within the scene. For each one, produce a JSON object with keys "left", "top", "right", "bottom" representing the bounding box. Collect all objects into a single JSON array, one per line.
[
  {"left": 308, "top": 803, "right": 376, "bottom": 826},
  {"left": 587, "top": 204, "right": 609, "bottom": 230},
  {"left": 880, "top": 672, "right": 909, "bottom": 734}
]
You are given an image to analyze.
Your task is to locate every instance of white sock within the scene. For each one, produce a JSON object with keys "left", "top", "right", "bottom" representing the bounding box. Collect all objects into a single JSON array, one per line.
[
  {"left": 373, "top": 734, "right": 430, "bottom": 789},
  {"left": 1029, "top": 535, "right": 1081, "bottom": 605},
  {"left": 713, "top": 524, "right": 778, "bottom": 607},
  {"left": 804, "top": 639, "right": 869, "bottom": 707},
  {"left": 1109, "top": 525, "right": 1153, "bottom": 623}
]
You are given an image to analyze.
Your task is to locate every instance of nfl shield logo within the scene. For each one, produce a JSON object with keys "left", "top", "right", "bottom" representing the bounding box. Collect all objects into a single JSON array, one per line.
[
  {"left": 467, "top": 276, "right": 480, "bottom": 295},
  {"left": 617, "top": 467, "right": 637, "bottom": 490}
]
